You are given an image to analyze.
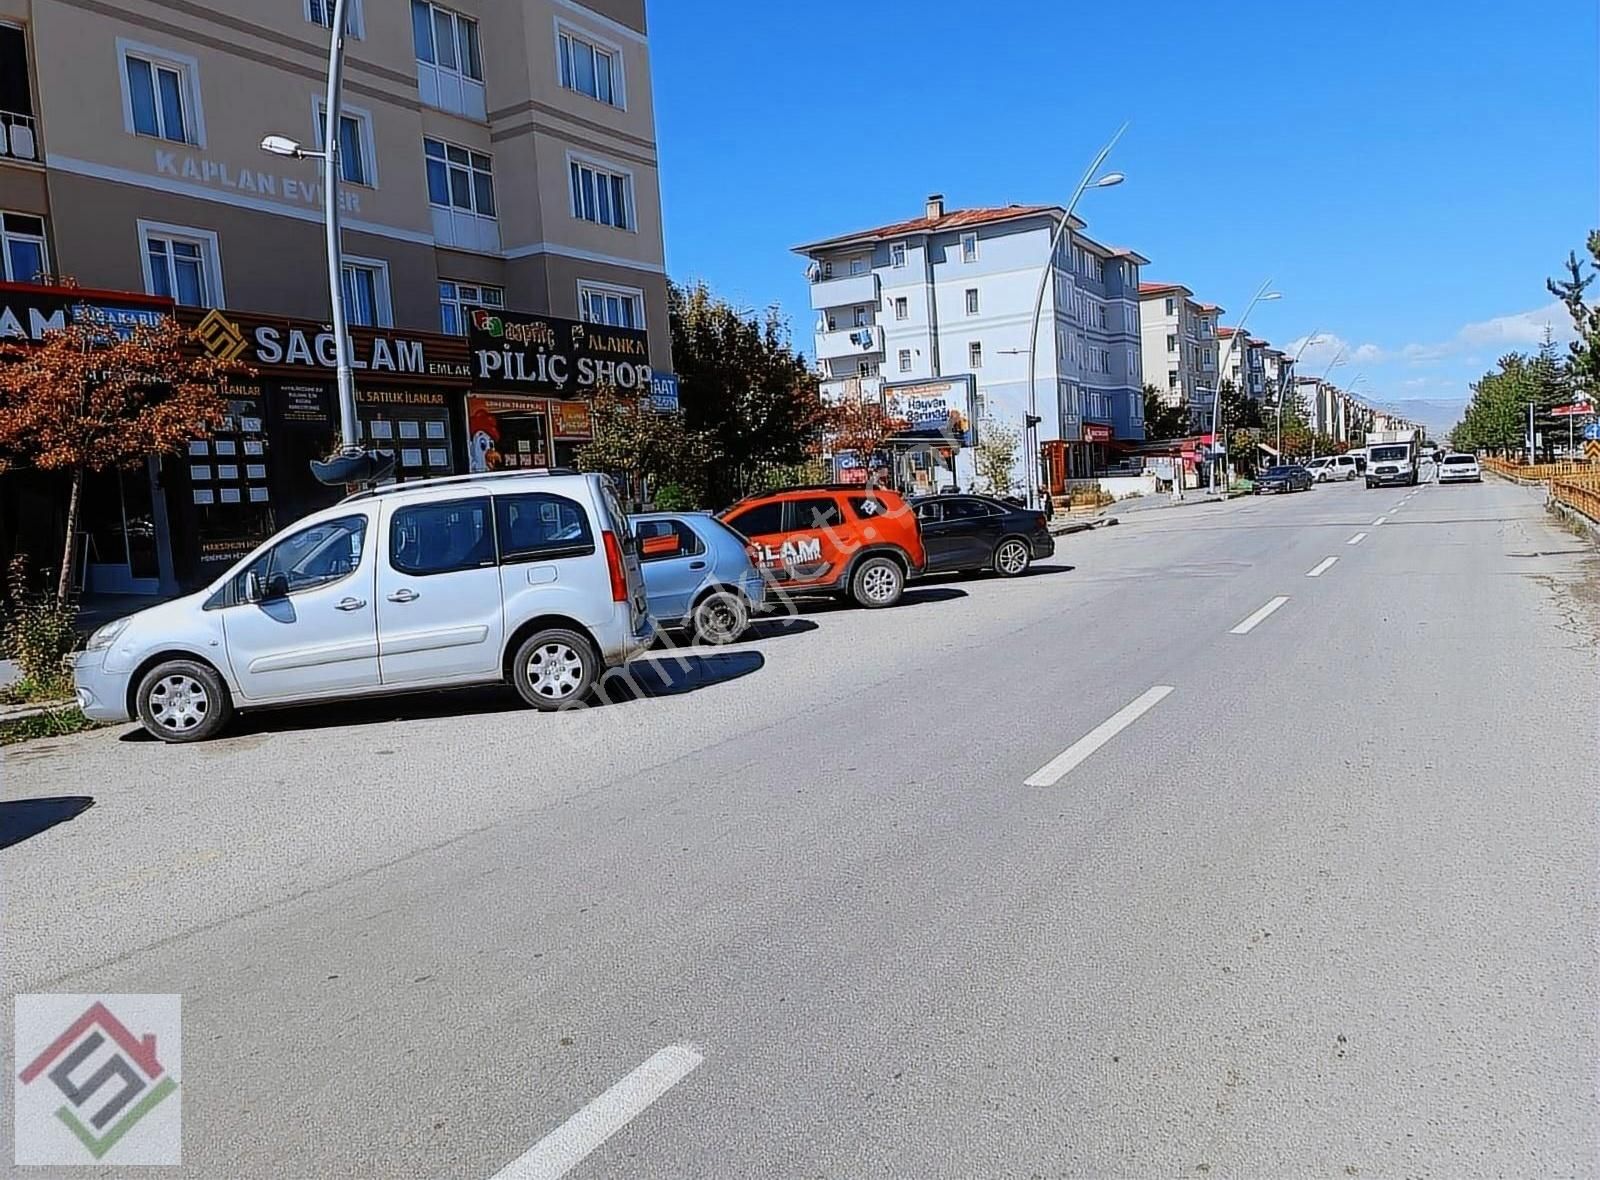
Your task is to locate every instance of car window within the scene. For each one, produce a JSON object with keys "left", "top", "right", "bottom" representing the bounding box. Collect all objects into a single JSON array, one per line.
[
  {"left": 723, "top": 501, "right": 785, "bottom": 538},
  {"left": 634, "top": 517, "right": 705, "bottom": 562},
  {"left": 231, "top": 514, "right": 367, "bottom": 600},
  {"left": 941, "top": 498, "right": 993, "bottom": 520},
  {"left": 912, "top": 500, "right": 941, "bottom": 523},
  {"left": 496, "top": 492, "right": 595, "bottom": 563},
  {"left": 1443, "top": 454, "right": 1475, "bottom": 465},
  {"left": 390, "top": 497, "right": 495, "bottom": 576},
  {"left": 853, "top": 495, "right": 893, "bottom": 521},
  {"left": 789, "top": 496, "right": 844, "bottom": 530}
]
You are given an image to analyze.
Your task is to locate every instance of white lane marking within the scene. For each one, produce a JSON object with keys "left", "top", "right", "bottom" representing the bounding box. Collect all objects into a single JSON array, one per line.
[
  {"left": 1347, "top": 532, "right": 1368, "bottom": 545},
  {"left": 1230, "top": 596, "right": 1290, "bottom": 636},
  {"left": 1307, "top": 556, "right": 1338, "bottom": 578},
  {"left": 1372, "top": 515, "right": 1388, "bottom": 526},
  {"left": 492, "top": 1045, "right": 705, "bottom": 1180},
  {"left": 1025, "top": 686, "right": 1174, "bottom": 787}
]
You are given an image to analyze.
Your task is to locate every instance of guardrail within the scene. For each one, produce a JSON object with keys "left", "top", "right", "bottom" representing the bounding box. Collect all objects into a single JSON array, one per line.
[
  {"left": 1482, "top": 457, "right": 1595, "bottom": 483},
  {"left": 1551, "top": 472, "right": 1600, "bottom": 524}
]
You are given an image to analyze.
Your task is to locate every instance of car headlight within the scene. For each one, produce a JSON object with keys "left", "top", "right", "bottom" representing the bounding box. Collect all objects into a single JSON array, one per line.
[{"left": 85, "top": 616, "right": 132, "bottom": 652}]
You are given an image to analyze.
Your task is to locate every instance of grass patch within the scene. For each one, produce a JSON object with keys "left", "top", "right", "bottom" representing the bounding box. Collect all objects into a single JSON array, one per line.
[
  {"left": 0, "top": 707, "right": 100, "bottom": 745},
  {"left": 0, "top": 673, "right": 74, "bottom": 706}
]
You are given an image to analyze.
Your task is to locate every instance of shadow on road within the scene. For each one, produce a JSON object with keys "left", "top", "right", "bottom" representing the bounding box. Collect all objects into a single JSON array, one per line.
[
  {"left": 790, "top": 586, "right": 969, "bottom": 615},
  {"left": 600, "top": 650, "right": 766, "bottom": 703},
  {"left": 0, "top": 795, "right": 94, "bottom": 850},
  {"left": 648, "top": 616, "right": 819, "bottom": 651}
]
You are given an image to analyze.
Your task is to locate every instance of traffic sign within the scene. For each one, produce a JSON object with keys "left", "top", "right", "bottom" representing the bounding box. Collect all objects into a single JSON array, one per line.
[
  {"left": 1588, "top": 440, "right": 1600, "bottom": 462},
  {"left": 1584, "top": 421, "right": 1600, "bottom": 442}
]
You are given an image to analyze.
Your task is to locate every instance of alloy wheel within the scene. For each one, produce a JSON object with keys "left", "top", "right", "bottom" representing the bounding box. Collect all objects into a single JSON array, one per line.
[
  {"left": 996, "top": 540, "right": 1030, "bottom": 576},
  {"left": 147, "top": 673, "right": 210, "bottom": 733},
  {"left": 861, "top": 564, "right": 898, "bottom": 603}
]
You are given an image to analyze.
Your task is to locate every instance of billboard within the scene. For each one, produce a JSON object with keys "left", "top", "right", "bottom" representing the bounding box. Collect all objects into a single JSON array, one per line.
[
  {"left": 468, "top": 308, "right": 652, "bottom": 396},
  {"left": 881, "top": 374, "right": 977, "bottom": 446}
]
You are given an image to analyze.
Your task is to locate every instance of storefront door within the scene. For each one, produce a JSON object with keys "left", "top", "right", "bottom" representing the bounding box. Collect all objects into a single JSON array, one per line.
[{"left": 80, "top": 465, "right": 163, "bottom": 595}]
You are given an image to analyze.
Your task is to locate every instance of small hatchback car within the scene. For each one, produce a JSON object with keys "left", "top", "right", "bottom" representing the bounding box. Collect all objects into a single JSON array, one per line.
[
  {"left": 632, "top": 511, "right": 767, "bottom": 644},
  {"left": 73, "top": 470, "right": 654, "bottom": 742},
  {"left": 717, "top": 486, "right": 926, "bottom": 608}
]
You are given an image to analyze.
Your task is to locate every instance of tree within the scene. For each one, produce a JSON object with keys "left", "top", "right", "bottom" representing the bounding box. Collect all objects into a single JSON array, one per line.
[
  {"left": 576, "top": 387, "right": 712, "bottom": 504},
  {"left": 0, "top": 311, "right": 245, "bottom": 603},
  {"left": 669, "top": 281, "right": 828, "bottom": 505},
  {"left": 1141, "top": 383, "right": 1189, "bottom": 440},
  {"left": 972, "top": 417, "right": 1021, "bottom": 494},
  {"left": 1548, "top": 230, "right": 1600, "bottom": 397},
  {"left": 823, "top": 396, "right": 904, "bottom": 486},
  {"left": 1450, "top": 352, "right": 1538, "bottom": 456}
]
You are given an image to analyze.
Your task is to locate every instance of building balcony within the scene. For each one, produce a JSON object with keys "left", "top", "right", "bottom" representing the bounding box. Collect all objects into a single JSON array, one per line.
[
  {"left": 0, "top": 110, "right": 38, "bottom": 162},
  {"left": 816, "top": 323, "right": 884, "bottom": 361},
  {"left": 809, "top": 271, "right": 879, "bottom": 311}
]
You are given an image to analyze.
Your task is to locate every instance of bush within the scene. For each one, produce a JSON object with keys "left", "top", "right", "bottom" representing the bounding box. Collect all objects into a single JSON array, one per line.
[
  {"left": 651, "top": 482, "right": 696, "bottom": 511},
  {"left": 1, "top": 556, "right": 78, "bottom": 694}
]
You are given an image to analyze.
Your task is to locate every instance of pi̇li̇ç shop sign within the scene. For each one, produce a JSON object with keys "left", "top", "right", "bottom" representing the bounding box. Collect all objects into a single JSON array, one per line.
[{"left": 467, "top": 309, "right": 652, "bottom": 395}]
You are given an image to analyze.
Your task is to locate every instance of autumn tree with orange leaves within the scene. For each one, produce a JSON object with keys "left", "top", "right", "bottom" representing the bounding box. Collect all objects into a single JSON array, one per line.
[{"left": 0, "top": 313, "right": 248, "bottom": 603}]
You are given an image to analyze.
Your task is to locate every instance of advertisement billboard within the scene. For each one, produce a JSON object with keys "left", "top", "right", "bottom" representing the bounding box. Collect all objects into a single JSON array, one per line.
[
  {"left": 881, "top": 374, "right": 978, "bottom": 446},
  {"left": 468, "top": 309, "right": 652, "bottom": 396}
]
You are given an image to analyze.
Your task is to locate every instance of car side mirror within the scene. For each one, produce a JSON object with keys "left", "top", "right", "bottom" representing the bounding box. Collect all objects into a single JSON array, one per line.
[{"left": 251, "top": 571, "right": 289, "bottom": 601}]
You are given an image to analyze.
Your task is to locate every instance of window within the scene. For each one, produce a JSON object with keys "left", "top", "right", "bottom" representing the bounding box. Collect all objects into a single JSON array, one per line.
[
  {"left": 853, "top": 306, "right": 868, "bottom": 328},
  {"left": 232, "top": 515, "right": 366, "bottom": 601},
  {"left": 1168, "top": 370, "right": 1179, "bottom": 390},
  {"left": 789, "top": 496, "right": 843, "bottom": 530},
  {"left": 857, "top": 360, "right": 877, "bottom": 378},
  {"left": 1, "top": 212, "right": 47, "bottom": 283},
  {"left": 340, "top": 258, "right": 391, "bottom": 328},
  {"left": 425, "top": 137, "right": 496, "bottom": 217},
  {"left": 1167, "top": 333, "right": 1178, "bottom": 353},
  {"left": 558, "top": 27, "right": 621, "bottom": 107},
  {"left": 390, "top": 497, "right": 495, "bottom": 576},
  {"left": 307, "top": 0, "right": 363, "bottom": 36},
  {"left": 314, "top": 103, "right": 375, "bottom": 187},
  {"left": 968, "top": 341, "right": 982, "bottom": 369},
  {"left": 634, "top": 517, "right": 703, "bottom": 562},
  {"left": 1164, "top": 297, "right": 1176, "bottom": 316},
  {"left": 890, "top": 242, "right": 906, "bottom": 269},
  {"left": 496, "top": 493, "right": 596, "bottom": 562},
  {"left": 579, "top": 281, "right": 644, "bottom": 329},
  {"left": 898, "top": 349, "right": 911, "bottom": 373},
  {"left": 965, "top": 288, "right": 979, "bottom": 316},
  {"left": 960, "top": 232, "right": 978, "bottom": 263},
  {"left": 120, "top": 43, "right": 198, "bottom": 145},
  {"left": 893, "top": 296, "right": 908, "bottom": 320},
  {"left": 569, "top": 157, "right": 632, "bottom": 230},
  {"left": 849, "top": 496, "right": 887, "bottom": 520},
  {"left": 139, "top": 221, "right": 221, "bottom": 307},
  {"left": 850, "top": 257, "right": 867, "bottom": 275},
  {"left": 413, "top": 2, "right": 481, "bottom": 80},
  {"left": 439, "top": 280, "right": 504, "bottom": 335},
  {"left": 724, "top": 501, "right": 784, "bottom": 538},
  {"left": 942, "top": 498, "right": 996, "bottom": 520}
]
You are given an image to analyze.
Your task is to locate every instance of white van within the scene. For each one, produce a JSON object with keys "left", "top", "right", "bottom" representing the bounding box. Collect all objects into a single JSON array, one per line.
[
  {"left": 73, "top": 471, "right": 654, "bottom": 742},
  {"left": 1306, "top": 455, "right": 1359, "bottom": 482}
]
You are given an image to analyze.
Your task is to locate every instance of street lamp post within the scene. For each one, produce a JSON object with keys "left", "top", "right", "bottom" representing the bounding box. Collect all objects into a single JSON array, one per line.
[
  {"left": 260, "top": 0, "right": 389, "bottom": 486},
  {"left": 1021, "top": 123, "right": 1127, "bottom": 510},
  {"left": 1208, "top": 280, "right": 1281, "bottom": 497},
  {"left": 1308, "top": 347, "right": 1347, "bottom": 463},
  {"left": 1277, "top": 330, "right": 1328, "bottom": 458}
]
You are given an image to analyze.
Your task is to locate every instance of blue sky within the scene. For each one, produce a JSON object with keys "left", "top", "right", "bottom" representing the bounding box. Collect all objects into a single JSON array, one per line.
[{"left": 648, "top": 0, "right": 1598, "bottom": 434}]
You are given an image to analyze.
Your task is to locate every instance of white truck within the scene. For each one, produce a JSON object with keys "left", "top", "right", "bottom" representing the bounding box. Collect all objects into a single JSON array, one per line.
[{"left": 1365, "top": 428, "right": 1421, "bottom": 488}]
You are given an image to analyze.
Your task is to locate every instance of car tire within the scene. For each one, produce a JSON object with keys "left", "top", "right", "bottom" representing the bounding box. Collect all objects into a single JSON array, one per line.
[
  {"left": 1366, "top": 479, "right": 1375, "bottom": 489},
  {"left": 691, "top": 590, "right": 749, "bottom": 645},
  {"left": 134, "top": 658, "right": 233, "bottom": 743},
  {"left": 850, "top": 555, "right": 904, "bottom": 608},
  {"left": 511, "top": 628, "right": 598, "bottom": 711},
  {"left": 993, "top": 537, "right": 1032, "bottom": 578}
]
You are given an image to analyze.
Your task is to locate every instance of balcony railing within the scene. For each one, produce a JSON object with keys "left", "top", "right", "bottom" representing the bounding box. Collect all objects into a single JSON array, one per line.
[
  {"left": 821, "top": 375, "right": 884, "bottom": 403},
  {"left": 809, "top": 270, "right": 878, "bottom": 311},
  {"left": 0, "top": 110, "right": 38, "bottom": 162},
  {"left": 816, "top": 323, "right": 884, "bottom": 361}
]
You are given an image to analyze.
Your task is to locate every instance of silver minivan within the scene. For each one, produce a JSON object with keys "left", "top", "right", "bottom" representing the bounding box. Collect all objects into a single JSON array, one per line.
[{"left": 73, "top": 471, "right": 654, "bottom": 742}]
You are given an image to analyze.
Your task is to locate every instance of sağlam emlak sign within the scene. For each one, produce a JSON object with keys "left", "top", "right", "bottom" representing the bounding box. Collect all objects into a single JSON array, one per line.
[
  {"left": 882, "top": 375, "right": 977, "bottom": 447},
  {"left": 184, "top": 308, "right": 472, "bottom": 382},
  {"left": 469, "top": 309, "right": 653, "bottom": 395}
]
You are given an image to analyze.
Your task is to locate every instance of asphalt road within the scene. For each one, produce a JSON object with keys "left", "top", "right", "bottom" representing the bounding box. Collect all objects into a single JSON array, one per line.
[{"left": 5, "top": 474, "right": 1599, "bottom": 1178}]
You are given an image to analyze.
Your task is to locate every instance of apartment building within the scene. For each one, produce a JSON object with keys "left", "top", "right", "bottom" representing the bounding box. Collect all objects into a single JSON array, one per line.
[
  {"left": 1137, "top": 281, "right": 1222, "bottom": 421},
  {"left": 0, "top": 0, "right": 671, "bottom": 595},
  {"left": 794, "top": 195, "right": 1147, "bottom": 492}
]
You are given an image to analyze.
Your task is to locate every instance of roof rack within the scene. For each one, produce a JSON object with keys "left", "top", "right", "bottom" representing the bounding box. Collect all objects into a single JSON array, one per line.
[{"left": 340, "top": 468, "right": 584, "bottom": 504}]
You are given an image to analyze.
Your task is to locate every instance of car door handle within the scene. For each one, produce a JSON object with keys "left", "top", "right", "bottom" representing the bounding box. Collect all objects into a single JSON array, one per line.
[
  {"left": 387, "top": 589, "right": 419, "bottom": 604},
  {"left": 336, "top": 597, "right": 367, "bottom": 611},
  {"left": 689, "top": 560, "right": 707, "bottom": 570}
]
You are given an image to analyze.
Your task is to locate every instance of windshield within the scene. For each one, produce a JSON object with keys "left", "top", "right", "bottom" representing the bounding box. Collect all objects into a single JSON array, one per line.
[
  {"left": 1370, "top": 445, "right": 1411, "bottom": 462},
  {"left": 1444, "top": 454, "right": 1477, "bottom": 464},
  {"left": 1264, "top": 467, "right": 1298, "bottom": 477}
]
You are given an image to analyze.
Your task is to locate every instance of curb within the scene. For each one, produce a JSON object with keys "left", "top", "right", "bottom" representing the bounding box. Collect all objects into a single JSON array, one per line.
[
  {"left": 0, "top": 699, "right": 77, "bottom": 723},
  {"left": 1546, "top": 497, "right": 1600, "bottom": 547},
  {"left": 1048, "top": 516, "right": 1118, "bottom": 537}
]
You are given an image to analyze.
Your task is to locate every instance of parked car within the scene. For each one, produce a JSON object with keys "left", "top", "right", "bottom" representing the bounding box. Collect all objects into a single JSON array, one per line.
[
  {"left": 73, "top": 471, "right": 654, "bottom": 742},
  {"left": 1438, "top": 452, "right": 1483, "bottom": 483},
  {"left": 1305, "top": 455, "right": 1358, "bottom": 481},
  {"left": 632, "top": 511, "right": 766, "bottom": 645},
  {"left": 717, "top": 485, "right": 925, "bottom": 608},
  {"left": 1254, "top": 465, "right": 1315, "bottom": 494},
  {"left": 1303, "top": 456, "right": 1336, "bottom": 481},
  {"left": 910, "top": 494, "right": 1054, "bottom": 577}
]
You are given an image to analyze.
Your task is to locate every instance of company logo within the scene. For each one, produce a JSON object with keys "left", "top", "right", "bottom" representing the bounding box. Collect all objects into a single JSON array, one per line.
[
  {"left": 15, "top": 995, "right": 181, "bottom": 1165},
  {"left": 195, "top": 307, "right": 249, "bottom": 361},
  {"left": 471, "top": 308, "right": 505, "bottom": 338}
]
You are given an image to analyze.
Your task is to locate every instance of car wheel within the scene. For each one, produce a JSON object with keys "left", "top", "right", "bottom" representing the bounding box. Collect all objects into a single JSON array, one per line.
[
  {"left": 691, "top": 590, "right": 749, "bottom": 645},
  {"left": 1366, "top": 480, "right": 1375, "bottom": 489},
  {"left": 134, "top": 659, "right": 233, "bottom": 743},
  {"left": 512, "top": 628, "right": 598, "bottom": 710},
  {"left": 994, "top": 537, "right": 1032, "bottom": 577},
  {"left": 851, "top": 555, "right": 904, "bottom": 608}
]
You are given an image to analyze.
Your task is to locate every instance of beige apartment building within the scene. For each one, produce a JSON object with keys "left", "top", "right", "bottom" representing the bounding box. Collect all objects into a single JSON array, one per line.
[{"left": 1138, "top": 281, "right": 1221, "bottom": 429}]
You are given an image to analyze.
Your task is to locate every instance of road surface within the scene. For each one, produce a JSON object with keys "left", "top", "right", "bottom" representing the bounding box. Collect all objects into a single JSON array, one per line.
[{"left": 5, "top": 476, "right": 1598, "bottom": 1177}]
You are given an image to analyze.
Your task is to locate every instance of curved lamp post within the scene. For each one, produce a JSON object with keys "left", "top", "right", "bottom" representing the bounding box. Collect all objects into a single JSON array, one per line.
[
  {"left": 1022, "top": 123, "right": 1128, "bottom": 509},
  {"left": 1277, "top": 330, "right": 1329, "bottom": 456},
  {"left": 1308, "top": 348, "right": 1348, "bottom": 461},
  {"left": 1208, "top": 280, "right": 1281, "bottom": 496},
  {"left": 260, "top": 0, "right": 390, "bottom": 485}
]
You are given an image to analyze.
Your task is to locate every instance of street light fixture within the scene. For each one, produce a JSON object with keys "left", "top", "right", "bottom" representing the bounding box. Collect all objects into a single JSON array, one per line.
[
  {"left": 259, "top": 0, "right": 390, "bottom": 486},
  {"left": 1208, "top": 282, "right": 1280, "bottom": 497},
  {"left": 1021, "top": 123, "right": 1128, "bottom": 510},
  {"left": 1276, "top": 330, "right": 1329, "bottom": 457}
]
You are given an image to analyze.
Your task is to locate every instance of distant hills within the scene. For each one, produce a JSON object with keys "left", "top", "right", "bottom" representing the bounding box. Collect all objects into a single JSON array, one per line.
[{"left": 1375, "top": 398, "right": 1468, "bottom": 442}]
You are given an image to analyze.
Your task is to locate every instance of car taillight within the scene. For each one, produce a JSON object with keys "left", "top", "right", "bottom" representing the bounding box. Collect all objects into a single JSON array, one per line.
[
  {"left": 602, "top": 531, "right": 627, "bottom": 603},
  {"left": 1036, "top": 513, "right": 1048, "bottom": 531}
]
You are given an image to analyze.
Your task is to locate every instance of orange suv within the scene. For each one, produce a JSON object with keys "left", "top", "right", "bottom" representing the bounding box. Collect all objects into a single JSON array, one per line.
[{"left": 717, "top": 486, "right": 926, "bottom": 608}]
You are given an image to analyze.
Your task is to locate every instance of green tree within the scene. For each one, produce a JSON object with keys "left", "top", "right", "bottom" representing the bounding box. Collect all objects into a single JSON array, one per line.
[
  {"left": 576, "top": 387, "right": 712, "bottom": 505},
  {"left": 1548, "top": 230, "right": 1600, "bottom": 397},
  {"left": 669, "top": 281, "right": 827, "bottom": 505},
  {"left": 973, "top": 417, "right": 1021, "bottom": 494},
  {"left": 1141, "top": 383, "right": 1190, "bottom": 440}
]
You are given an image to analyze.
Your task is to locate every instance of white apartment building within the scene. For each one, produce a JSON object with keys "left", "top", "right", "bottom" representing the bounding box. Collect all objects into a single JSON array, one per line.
[{"left": 1138, "top": 281, "right": 1222, "bottom": 424}]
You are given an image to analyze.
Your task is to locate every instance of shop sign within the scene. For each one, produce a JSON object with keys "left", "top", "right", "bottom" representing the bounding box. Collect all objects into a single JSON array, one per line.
[
  {"left": 649, "top": 372, "right": 679, "bottom": 412},
  {"left": 0, "top": 282, "right": 172, "bottom": 342},
  {"left": 186, "top": 307, "right": 471, "bottom": 382},
  {"left": 1084, "top": 422, "right": 1113, "bottom": 443},
  {"left": 881, "top": 375, "right": 977, "bottom": 447},
  {"left": 466, "top": 393, "right": 553, "bottom": 472},
  {"left": 550, "top": 400, "right": 594, "bottom": 439},
  {"left": 468, "top": 309, "right": 652, "bottom": 395}
]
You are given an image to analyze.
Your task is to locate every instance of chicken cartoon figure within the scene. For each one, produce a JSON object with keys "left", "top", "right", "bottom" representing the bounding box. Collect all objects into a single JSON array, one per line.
[{"left": 468, "top": 404, "right": 503, "bottom": 472}]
